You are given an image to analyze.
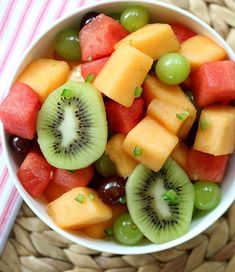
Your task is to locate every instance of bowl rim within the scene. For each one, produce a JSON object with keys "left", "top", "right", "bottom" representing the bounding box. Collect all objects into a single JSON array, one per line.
[{"left": 1, "top": 0, "right": 235, "bottom": 255}]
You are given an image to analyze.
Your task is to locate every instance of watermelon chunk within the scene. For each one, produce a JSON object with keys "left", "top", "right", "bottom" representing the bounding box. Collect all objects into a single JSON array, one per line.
[
  {"left": 170, "top": 23, "right": 196, "bottom": 43},
  {"left": 44, "top": 165, "right": 94, "bottom": 202},
  {"left": 0, "top": 82, "right": 40, "bottom": 139},
  {"left": 44, "top": 181, "right": 66, "bottom": 202},
  {"left": 17, "top": 151, "right": 54, "bottom": 197},
  {"left": 79, "top": 14, "right": 129, "bottom": 61},
  {"left": 81, "top": 57, "right": 109, "bottom": 79},
  {"left": 191, "top": 60, "right": 235, "bottom": 107},
  {"left": 187, "top": 149, "right": 229, "bottom": 182},
  {"left": 52, "top": 166, "right": 94, "bottom": 192},
  {"left": 105, "top": 98, "right": 145, "bottom": 135}
]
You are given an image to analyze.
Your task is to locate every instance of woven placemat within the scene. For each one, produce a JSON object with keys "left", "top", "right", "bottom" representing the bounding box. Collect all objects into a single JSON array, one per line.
[{"left": 1, "top": 0, "right": 235, "bottom": 271}]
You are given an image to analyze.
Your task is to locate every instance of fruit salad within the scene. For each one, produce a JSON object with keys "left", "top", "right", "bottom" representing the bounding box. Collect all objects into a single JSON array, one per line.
[{"left": 1, "top": 6, "right": 235, "bottom": 246}]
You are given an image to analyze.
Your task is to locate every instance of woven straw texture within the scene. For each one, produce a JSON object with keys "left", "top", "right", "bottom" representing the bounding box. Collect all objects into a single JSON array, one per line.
[{"left": 1, "top": 0, "right": 235, "bottom": 271}]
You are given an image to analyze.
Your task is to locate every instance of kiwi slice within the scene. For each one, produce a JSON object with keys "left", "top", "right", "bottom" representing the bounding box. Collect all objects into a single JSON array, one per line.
[
  {"left": 37, "top": 81, "right": 107, "bottom": 170},
  {"left": 126, "top": 159, "right": 194, "bottom": 244}
]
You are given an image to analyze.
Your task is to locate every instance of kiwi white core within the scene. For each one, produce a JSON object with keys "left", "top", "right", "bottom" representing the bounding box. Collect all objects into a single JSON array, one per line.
[
  {"left": 58, "top": 106, "right": 77, "bottom": 147},
  {"left": 154, "top": 178, "right": 171, "bottom": 218}
]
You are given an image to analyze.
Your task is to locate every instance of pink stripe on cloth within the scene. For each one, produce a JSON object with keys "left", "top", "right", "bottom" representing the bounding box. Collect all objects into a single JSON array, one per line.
[
  {"left": 0, "top": 0, "right": 96, "bottom": 255},
  {"left": 0, "top": 187, "right": 18, "bottom": 233},
  {"left": 0, "top": 191, "right": 20, "bottom": 252},
  {"left": 0, "top": 167, "right": 9, "bottom": 194},
  {"left": 25, "top": 0, "right": 52, "bottom": 48},
  {"left": 54, "top": 0, "right": 68, "bottom": 20},
  {"left": 0, "top": 0, "right": 33, "bottom": 73},
  {"left": 0, "top": 0, "right": 17, "bottom": 38}
]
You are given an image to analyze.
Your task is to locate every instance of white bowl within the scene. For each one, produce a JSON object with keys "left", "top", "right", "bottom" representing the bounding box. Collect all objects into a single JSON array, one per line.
[{"left": 1, "top": 0, "right": 235, "bottom": 255}]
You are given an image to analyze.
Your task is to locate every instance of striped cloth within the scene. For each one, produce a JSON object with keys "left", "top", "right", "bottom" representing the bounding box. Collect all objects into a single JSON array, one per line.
[{"left": 0, "top": 0, "right": 100, "bottom": 254}]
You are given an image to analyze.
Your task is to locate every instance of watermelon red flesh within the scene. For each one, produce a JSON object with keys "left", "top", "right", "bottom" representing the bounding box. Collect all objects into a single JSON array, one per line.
[
  {"left": 0, "top": 82, "right": 40, "bottom": 139},
  {"left": 170, "top": 23, "right": 196, "bottom": 43},
  {"left": 52, "top": 165, "right": 94, "bottom": 192},
  {"left": 187, "top": 149, "right": 229, "bottom": 182},
  {"left": 191, "top": 60, "right": 235, "bottom": 107},
  {"left": 105, "top": 98, "right": 145, "bottom": 135},
  {"left": 79, "top": 14, "right": 129, "bottom": 61},
  {"left": 81, "top": 57, "right": 109, "bottom": 79},
  {"left": 17, "top": 151, "right": 54, "bottom": 197},
  {"left": 44, "top": 181, "right": 66, "bottom": 202}
]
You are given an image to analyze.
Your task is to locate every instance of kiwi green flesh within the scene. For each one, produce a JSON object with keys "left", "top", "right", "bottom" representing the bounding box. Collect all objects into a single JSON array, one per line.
[
  {"left": 37, "top": 81, "right": 107, "bottom": 170},
  {"left": 126, "top": 159, "right": 195, "bottom": 244}
]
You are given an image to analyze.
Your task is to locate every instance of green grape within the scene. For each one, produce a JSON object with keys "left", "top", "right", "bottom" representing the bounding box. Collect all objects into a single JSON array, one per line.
[
  {"left": 120, "top": 6, "right": 149, "bottom": 32},
  {"left": 113, "top": 213, "right": 143, "bottom": 245},
  {"left": 155, "top": 53, "right": 190, "bottom": 85},
  {"left": 95, "top": 153, "right": 117, "bottom": 177},
  {"left": 55, "top": 29, "right": 81, "bottom": 60},
  {"left": 194, "top": 181, "right": 221, "bottom": 211}
]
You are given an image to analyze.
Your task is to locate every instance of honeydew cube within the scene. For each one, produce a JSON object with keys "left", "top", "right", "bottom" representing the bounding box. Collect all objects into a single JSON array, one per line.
[
  {"left": 194, "top": 106, "right": 235, "bottom": 155},
  {"left": 147, "top": 99, "right": 190, "bottom": 135},
  {"left": 106, "top": 134, "right": 137, "bottom": 178},
  {"left": 47, "top": 187, "right": 112, "bottom": 230},
  {"left": 171, "top": 142, "right": 190, "bottom": 172},
  {"left": 115, "top": 24, "right": 180, "bottom": 60},
  {"left": 143, "top": 75, "right": 196, "bottom": 139},
  {"left": 18, "top": 58, "right": 70, "bottom": 102},
  {"left": 123, "top": 117, "right": 179, "bottom": 172},
  {"left": 93, "top": 44, "right": 153, "bottom": 107},
  {"left": 180, "top": 35, "right": 227, "bottom": 71}
]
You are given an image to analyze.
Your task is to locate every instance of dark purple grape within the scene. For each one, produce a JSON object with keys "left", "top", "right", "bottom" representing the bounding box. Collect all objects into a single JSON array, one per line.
[
  {"left": 9, "top": 135, "right": 33, "bottom": 154},
  {"left": 98, "top": 176, "right": 126, "bottom": 204},
  {"left": 80, "top": 12, "right": 99, "bottom": 30},
  {"left": 88, "top": 170, "right": 103, "bottom": 189}
]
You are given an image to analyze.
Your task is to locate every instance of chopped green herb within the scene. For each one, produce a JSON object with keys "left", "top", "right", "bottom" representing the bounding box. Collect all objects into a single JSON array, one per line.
[
  {"left": 119, "top": 196, "right": 126, "bottom": 204},
  {"left": 88, "top": 192, "right": 95, "bottom": 200},
  {"left": 176, "top": 111, "right": 190, "bottom": 121},
  {"left": 85, "top": 73, "right": 95, "bottom": 83},
  {"left": 75, "top": 193, "right": 85, "bottom": 203},
  {"left": 61, "top": 88, "right": 73, "bottom": 97},
  {"left": 134, "top": 86, "right": 143, "bottom": 97},
  {"left": 199, "top": 119, "right": 210, "bottom": 131},
  {"left": 88, "top": 56, "right": 93, "bottom": 61},
  {"left": 161, "top": 189, "right": 179, "bottom": 204},
  {"left": 104, "top": 228, "right": 113, "bottom": 236},
  {"left": 67, "top": 169, "right": 76, "bottom": 173},
  {"left": 133, "top": 146, "right": 142, "bottom": 157}
]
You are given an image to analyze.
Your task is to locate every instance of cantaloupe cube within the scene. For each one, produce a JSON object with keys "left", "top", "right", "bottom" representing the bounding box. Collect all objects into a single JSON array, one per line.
[
  {"left": 123, "top": 117, "right": 179, "bottom": 171},
  {"left": 93, "top": 44, "right": 153, "bottom": 107},
  {"left": 115, "top": 24, "right": 180, "bottom": 60},
  {"left": 180, "top": 35, "right": 227, "bottom": 71},
  {"left": 47, "top": 187, "right": 112, "bottom": 230},
  {"left": 106, "top": 134, "right": 137, "bottom": 178},
  {"left": 82, "top": 204, "right": 127, "bottom": 239},
  {"left": 147, "top": 99, "right": 190, "bottom": 135},
  {"left": 18, "top": 58, "right": 70, "bottom": 102},
  {"left": 194, "top": 106, "right": 235, "bottom": 155},
  {"left": 171, "top": 142, "right": 190, "bottom": 171},
  {"left": 143, "top": 75, "right": 196, "bottom": 139}
]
